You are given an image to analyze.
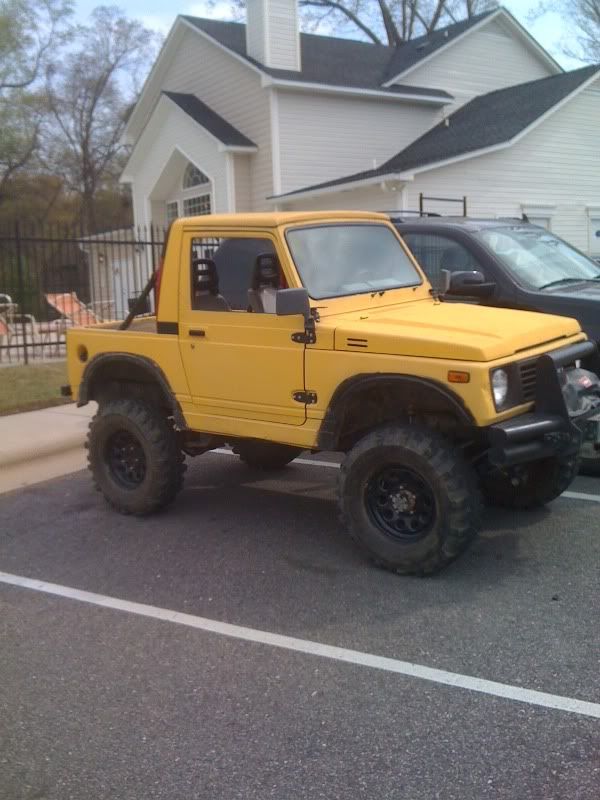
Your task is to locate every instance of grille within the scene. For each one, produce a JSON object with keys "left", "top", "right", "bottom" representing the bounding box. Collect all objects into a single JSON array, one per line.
[
  {"left": 519, "top": 359, "right": 538, "bottom": 403},
  {"left": 346, "top": 337, "right": 368, "bottom": 348}
]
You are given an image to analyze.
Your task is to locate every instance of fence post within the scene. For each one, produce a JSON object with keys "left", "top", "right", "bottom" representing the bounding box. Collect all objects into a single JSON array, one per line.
[{"left": 14, "top": 221, "right": 29, "bottom": 365}]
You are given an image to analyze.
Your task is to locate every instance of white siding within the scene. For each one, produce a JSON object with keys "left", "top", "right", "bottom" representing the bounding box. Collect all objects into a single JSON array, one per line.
[
  {"left": 401, "top": 83, "right": 600, "bottom": 252},
  {"left": 246, "top": 0, "right": 301, "bottom": 71},
  {"left": 280, "top": 184, "right": 395, "bottom": 212},
  {"left": 267, "top": 0, "right": 301, "bottom": 70},
  {"left": 161, "top": 27, "right": 272, "bottom": 209},
  {"left": 395, "top": 19, "right": 554, "bottom": 112},
  {"left": 245, "top": 0, "right": 267, "bottom": 65},
  {"left": 277, "top": 90, "right": 438, "bottom": 194},
  {"left": 233, "top": 154, "right": 252, "bottom": 211}
]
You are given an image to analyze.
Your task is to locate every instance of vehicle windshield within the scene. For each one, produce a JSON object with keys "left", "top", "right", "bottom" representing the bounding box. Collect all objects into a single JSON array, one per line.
[
  {"left": 285, "top": 223, "right": 422, "bottom": 299},
  {"left": 475, "top": 227, "right": 600, "bottom": 290}
]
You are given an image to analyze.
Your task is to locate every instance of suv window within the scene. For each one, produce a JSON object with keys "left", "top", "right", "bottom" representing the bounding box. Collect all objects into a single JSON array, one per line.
[
  {"left": 402, "top": 232, "right": 482, "bottom": 291},
  {"left": 190, "top": 237, "right": 277, "bottom": 310}
]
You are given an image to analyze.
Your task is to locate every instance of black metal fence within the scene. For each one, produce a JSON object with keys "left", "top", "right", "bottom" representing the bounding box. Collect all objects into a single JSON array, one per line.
[{"left": 0, "top": 223, "right": 166, "bottom": 364}]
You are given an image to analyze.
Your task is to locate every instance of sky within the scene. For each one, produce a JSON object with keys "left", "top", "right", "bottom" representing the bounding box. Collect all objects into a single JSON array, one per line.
[{"left": 73, "top": 0, "right": 584, "bottom": 70}]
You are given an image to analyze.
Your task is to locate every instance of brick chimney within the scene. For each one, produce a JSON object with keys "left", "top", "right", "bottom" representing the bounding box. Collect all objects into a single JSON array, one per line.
[{"left": 246, "top": 0, "right": 301, "bottom": 72}]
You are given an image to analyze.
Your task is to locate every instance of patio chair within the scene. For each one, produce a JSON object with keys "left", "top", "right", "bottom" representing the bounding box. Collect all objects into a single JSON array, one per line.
[
  {"left": 0, "top": 294, "right": 43, "bottom": 362},
  {"left": 45, "top": 292, "right": 102, "bottom": 326}
]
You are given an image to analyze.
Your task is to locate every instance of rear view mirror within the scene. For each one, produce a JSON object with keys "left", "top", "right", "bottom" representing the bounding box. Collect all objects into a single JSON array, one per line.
[
  {"left": 276, "top": 288, "right": 311, "bottom": 321},
  {"left": 444, "top": 270, "right": 496, "bottom": 298}
]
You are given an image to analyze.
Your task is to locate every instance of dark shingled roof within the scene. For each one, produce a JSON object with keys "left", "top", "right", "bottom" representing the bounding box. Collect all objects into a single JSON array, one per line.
[
  {"left": 183, "top": 15, "right": 462, "bottom": 98},
  {"left": 273, "top": 65, "right": 600, "bottom": 198},
  {"left": 163, "top": 91, "right": 256, "bottom": 148}
]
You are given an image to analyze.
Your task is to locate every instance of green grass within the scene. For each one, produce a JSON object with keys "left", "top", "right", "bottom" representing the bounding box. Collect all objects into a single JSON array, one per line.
[{"left": 0, "top": 361, "right": 70, "bottom": 416}]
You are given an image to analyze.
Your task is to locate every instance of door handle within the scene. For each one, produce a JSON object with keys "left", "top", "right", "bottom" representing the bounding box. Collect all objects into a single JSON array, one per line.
[{"left": 189, "top": 329, "right": 205, "bottom": 337}]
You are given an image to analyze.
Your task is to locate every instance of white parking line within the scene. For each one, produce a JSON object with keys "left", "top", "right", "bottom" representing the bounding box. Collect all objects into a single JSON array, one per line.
[
  {"left": 1, "top": 570, "right": 599, "bottom": 720},
  {"left": 213, "top": 449, "right": 600, "bottom": 503}
]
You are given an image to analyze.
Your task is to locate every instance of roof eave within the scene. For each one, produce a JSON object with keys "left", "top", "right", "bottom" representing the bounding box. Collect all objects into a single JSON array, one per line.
[
  {"left": 262, "top": 75, "right": 452, "bottom": 105},
  {"left": 268, "top": 172, "right": 411, "bottom": 203}
]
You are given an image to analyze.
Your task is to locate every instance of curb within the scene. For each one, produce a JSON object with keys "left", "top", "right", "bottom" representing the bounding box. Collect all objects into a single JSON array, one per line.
[{"left": 0, "top": 431, "right": 87, "bottom": 470}]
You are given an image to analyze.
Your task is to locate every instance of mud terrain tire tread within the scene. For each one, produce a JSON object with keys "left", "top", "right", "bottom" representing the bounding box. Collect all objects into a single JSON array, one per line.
[
  {"left": 87, "top": 397, "right": 185, "bottom": 515},
  {"left": 481, "top": 455, "right": 579, "bottom": 509},
  {"left": 338, "top": 424, "right": 482, "bottom": 576}
]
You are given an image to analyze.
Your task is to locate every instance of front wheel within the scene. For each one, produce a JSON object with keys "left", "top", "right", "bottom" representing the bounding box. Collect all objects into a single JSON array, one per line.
[
  {"left": 338, "top": 425, "right": 482, "bottom": 576},
  {"left": 481, "top": 455, "right": 579, "bottom": 509},
  {"left": 87, "top": 397, "right": 186, "bottom": 515}
]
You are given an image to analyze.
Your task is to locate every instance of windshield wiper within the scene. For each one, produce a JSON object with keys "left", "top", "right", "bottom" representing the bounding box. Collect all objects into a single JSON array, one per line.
[{"left": 538, "top": 277, "right": 590, "bottom": 290}]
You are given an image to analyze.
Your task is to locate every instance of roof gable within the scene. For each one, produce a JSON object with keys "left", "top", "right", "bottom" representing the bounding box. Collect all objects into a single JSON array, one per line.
[
  {"left": 162, "top": 92, "right": 256, "bottom": 149},
  {"left": 382, "top": 7, "right": 562, "bottom": 85}
]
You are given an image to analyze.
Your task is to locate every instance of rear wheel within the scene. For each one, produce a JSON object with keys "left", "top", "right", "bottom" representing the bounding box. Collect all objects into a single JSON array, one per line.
[
  {"left": 338, "top": 425, "right": 482, "bottom": 576},
  {"left": 87, "top": 397, "right": 185, "bottom": 515},
  {"left": 233, "top": 440, "right": 302, "bottom": 470},
  {"left": 481, "top": 455, "right": 579, "bottom": 509}
]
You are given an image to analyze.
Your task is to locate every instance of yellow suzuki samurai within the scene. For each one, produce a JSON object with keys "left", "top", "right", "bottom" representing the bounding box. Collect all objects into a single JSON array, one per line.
[{"left": 64, "top": 212, "right": 600, "bottom": 575}]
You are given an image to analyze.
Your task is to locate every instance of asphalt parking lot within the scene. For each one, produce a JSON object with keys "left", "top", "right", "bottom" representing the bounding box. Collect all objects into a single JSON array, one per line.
[{"left": 1, "top": 451, "right": 599, "bottom": 800}]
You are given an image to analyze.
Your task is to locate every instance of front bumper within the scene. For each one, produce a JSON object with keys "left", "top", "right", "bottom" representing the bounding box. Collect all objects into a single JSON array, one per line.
[{"left": 486, "top": 341, "right": 600, "bottom": 467}]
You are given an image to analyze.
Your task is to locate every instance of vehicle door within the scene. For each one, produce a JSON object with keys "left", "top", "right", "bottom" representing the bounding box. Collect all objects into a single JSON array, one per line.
[
  {"left": 178, "top": 229, "right": 307, "bottom": 426},
  {"left": 399, "top": 228, "right": 513, "bottom": 307}
]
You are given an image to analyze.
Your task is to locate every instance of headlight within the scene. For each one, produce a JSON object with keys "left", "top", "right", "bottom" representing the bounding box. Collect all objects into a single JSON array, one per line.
[{"left": 491, "top": 368, "right": 509, "bottom": 408}]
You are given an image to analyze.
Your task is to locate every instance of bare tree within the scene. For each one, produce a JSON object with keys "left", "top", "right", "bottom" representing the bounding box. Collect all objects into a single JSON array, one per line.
[
  {"left": 45, "top": 6, "right": 159, "bottom": 231},
  {"left": 219, "top": 0, "right": 498, "bottom": 45},
  {"left": 0, "top": 0, "right": 71, "bottom": 202},
  {"left": 532, "top": 0, "right": 600, "bottom": 62}
]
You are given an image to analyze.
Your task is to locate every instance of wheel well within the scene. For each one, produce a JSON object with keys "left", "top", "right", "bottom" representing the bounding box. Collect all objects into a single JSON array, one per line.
[
  {"left": 80, "top": 355, "right": 186, "bottom": 428},
  {"left": 318, "top": 376, "right": 473, "bottom": 452}
]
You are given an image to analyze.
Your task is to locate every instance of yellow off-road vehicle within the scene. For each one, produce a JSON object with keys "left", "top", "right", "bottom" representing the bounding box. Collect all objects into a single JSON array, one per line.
[{"left": 65, "top": 212, "right": 600, "bottom": 575}]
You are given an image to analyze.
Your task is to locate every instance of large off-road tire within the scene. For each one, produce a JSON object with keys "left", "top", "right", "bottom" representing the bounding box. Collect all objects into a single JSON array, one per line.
[
  {"left": 232, "top": 440, "right": 302, "bottom": 470},
  {"left": 481, "top": 454, "right": 579, "bottom": 509},
  {"left": 87, "top": 397, "right": 185, "bottom": 515},
  {"left": 338, "top": 425, "right": 482, "bottom": 576}
]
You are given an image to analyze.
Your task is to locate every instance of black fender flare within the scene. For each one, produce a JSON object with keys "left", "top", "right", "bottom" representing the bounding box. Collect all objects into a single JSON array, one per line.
[
  {"left": 78, "top": 352, "right": 187, "bottom": 429},
  {"left": 317, "top": 373, "right": 475, "bottom": 450}
]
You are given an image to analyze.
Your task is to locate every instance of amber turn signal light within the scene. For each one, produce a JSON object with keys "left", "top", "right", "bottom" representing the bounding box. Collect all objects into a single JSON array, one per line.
[{"left": 448, "top": 371, "right": 470, "bottom": 383}]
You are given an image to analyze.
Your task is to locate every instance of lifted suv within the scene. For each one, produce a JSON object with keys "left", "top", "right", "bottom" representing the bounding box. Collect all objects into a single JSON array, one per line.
[{"left": 65, "top": 212, "right": 600, "bottom": 575}]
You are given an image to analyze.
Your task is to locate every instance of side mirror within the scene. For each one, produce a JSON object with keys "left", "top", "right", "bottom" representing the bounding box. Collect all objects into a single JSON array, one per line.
[
  {"left": 444, "top": 270, "right": 496, "bottom": 298},
  {"left": 276, "top": 288, "right": 311, "bottom": 322}
]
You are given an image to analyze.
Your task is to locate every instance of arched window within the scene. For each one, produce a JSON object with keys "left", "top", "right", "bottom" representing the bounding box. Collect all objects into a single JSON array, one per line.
[{"left": 183, "top": 164, "right": 210, "bottom": 189}]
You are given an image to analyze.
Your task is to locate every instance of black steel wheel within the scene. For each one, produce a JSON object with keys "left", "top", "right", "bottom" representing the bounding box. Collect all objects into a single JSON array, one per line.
[
  {"left": 105, "top": 430, "right": 147, "bottom": 489},
  {"left": 87, "top": 397, "right": 185, "bottom": 515},
  {"left": 365, "top": 466, "right": 436, "bottom": 541},
  {"left": 339, "top": 424, "right": 481, "bottom": 576}
]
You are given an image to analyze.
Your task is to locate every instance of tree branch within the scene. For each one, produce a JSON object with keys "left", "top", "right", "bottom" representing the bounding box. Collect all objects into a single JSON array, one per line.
[{"left": 299, "top": 0, "right": 383, "bottom": 44}]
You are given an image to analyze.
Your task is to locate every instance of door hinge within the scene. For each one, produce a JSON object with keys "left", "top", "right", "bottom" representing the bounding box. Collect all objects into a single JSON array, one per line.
[
  {"left": 293, "top": 390, "right": 318, "bottom": 404},
  {"left": 291, "top": 330, "right": 316, "bottom": 344}
]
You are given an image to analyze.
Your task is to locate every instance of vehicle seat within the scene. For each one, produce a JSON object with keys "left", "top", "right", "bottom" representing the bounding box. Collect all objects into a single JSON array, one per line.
[
  {"left": 248, "top": 253, "right": 281, "bottom": 313},
  {"left": 192, "top": 258, "right": 231, "bottom": 311},
  {"left": 439, "top": 246, "right": 473, "bottom": 271}
]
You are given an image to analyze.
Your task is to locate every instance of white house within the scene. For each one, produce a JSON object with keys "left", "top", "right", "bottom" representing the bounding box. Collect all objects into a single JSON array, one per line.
[{"left": 121, "top": 2, "right": 600, "bottom": 254}]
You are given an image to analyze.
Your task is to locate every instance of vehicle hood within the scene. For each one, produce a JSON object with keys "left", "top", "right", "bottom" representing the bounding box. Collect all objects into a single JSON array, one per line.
[
  {"left": 544, "top": 281, "right": 600, "bottom": 300},
  {"left": 331, "top": 300, "right": 582, "bottom": 362}
]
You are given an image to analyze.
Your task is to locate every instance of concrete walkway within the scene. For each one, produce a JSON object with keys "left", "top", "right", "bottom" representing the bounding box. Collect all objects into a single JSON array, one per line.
[{"left": 0, "top": 403, "right": 96, "bottom": 494}]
